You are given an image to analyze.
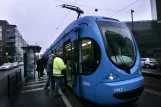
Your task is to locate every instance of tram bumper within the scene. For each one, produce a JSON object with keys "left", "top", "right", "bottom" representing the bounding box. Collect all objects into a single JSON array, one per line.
[{"left": 94, "top": 76, "right": 144, "bottom": 105}]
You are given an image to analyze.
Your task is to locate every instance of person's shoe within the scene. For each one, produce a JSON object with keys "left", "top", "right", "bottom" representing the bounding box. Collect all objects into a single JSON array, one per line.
[
  {"left": 61, "top": 89, "right": 66, "bottom": 92},
  {"left": 44, "top": 89, "right": 50, "bottom": 93},
  {"left": 54, "top": 93, "right": 61, "bottom": 97}
]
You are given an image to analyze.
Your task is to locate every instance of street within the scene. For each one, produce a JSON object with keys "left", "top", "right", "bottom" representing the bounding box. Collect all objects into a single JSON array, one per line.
[{"left": 0, "top": 66, "right": 23, "bottom": 79}]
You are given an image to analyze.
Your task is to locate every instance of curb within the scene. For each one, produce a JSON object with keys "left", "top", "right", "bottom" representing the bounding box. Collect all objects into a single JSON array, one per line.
[{"left": 142, "top": 71, "right": 161, "bottom": 78}]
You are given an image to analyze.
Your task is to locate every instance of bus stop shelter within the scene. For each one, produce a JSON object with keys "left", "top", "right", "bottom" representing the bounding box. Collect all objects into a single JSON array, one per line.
[{"left": 22, "top": 45, "right": 41, "bottom": 81}]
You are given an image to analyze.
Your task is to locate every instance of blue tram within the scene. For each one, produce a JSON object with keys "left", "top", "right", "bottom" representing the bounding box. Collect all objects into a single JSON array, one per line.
[{"left": 43, "top": 16, "right": 144, "bottom": 105}]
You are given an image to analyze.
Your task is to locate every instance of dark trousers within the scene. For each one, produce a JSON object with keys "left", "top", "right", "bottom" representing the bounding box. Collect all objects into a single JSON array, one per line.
[
  {"left": 54, "top": 76, "right": 65, "bottom": 95},
  {"left": 44, "top": 72, "right": 55, "bottom": 90},
  {"left": 38, "top": 70, "right": 44, "bottom": 78}
]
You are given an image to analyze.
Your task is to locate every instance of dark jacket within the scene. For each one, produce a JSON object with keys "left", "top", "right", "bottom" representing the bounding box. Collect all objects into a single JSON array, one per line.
[
  {"left": 46, "top": 54, "right": 55, "bottom": 73},
  {"left": 36, "top": 58, "right": 44, "bottom": 71},
  {"left": 42, "top": 56, "right": 48, "bottom": 69}
]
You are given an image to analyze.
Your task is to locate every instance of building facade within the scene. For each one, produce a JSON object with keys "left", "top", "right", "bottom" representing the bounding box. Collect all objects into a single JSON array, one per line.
[
  {"left": 151, "top": 0, "right": 161, "bottom": 20},
  {"left": 0, "top": 20, "right": 28, "bottom": 64},
  {"left": 125, "top": 20, "right": 161, "bottom": 60}
]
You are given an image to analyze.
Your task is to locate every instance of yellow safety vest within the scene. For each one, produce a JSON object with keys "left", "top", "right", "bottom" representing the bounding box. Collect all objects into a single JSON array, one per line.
[{"left": 53, "top": 57, "right": 66, "bottom": 76}]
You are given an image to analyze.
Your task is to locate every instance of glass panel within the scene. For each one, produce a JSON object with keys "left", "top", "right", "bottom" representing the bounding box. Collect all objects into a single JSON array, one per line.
[
  {"left": 65, "top": 43, "right": 72, "bottom": 82},
  {"left": 71, "top": 40, "right": 78, "bottom": 87},
  {"left": 0, "top": 26, "right": 2, "bottom": 40},
  {"left": 81, "top": 39, "right": 101, "bottom": 75},
  {"left": 97, "top": 21, "right": 136, "bottom": 70},
  {"left": 149, "top": 58, "right": 156, "bottom": 61}
]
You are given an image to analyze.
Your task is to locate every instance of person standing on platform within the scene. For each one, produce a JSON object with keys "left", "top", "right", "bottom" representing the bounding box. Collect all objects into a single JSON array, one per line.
[
  {"left": 44, "top": 51, "right": 55, "bottom": 93},
  {"left": 53, "top": 53, "right": 67, "bottom": 97}
]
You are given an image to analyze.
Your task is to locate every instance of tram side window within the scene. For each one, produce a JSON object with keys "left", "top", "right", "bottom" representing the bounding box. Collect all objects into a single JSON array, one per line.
[
  {"left": 81, "top": 39, "right": 101, "bottom": 75},
  {"left": 64, "top": 43, "right": 72, "bottom": 68}
]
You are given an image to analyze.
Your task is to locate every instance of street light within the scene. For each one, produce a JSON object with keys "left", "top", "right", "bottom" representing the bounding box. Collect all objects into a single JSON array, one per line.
[{"left": 131, "top": 9, "right": 134, "bottom": 34}]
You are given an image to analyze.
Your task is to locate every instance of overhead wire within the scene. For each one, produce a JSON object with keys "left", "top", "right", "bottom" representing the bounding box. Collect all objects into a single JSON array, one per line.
[{"left": 111, "top": 0, "right": 141, "bottom": 17}]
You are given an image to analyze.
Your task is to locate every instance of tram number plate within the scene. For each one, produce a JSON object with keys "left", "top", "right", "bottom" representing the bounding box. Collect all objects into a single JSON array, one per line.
[
  {"left": 114, "top": 88, "right": 123, "bottom": 92},
  {"left": 83, "top": 81, "right": 90, "bottom": 86}
]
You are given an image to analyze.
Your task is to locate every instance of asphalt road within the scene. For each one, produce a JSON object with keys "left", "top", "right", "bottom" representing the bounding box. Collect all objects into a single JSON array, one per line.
[
  {"left": 142, "top": 68, "right": 161, "bottom": 74},
  {"left": 0, "top": 66, "right": 23, "bottom": 79}
]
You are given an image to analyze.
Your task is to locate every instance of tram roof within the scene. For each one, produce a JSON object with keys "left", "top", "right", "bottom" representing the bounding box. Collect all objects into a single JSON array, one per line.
[{"left": 44, "top": 16, "right": 120, "bottom": 55}]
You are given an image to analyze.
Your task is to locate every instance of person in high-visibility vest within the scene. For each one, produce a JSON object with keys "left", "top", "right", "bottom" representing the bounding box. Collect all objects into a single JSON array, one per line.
[{"left": 53, "top": 53, "right": 67, "bottom": 97}]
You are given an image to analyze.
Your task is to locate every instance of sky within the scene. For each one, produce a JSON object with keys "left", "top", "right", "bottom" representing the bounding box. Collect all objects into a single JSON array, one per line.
[{"left": 0, "top": 0, "right": 152, "bottom": 53}]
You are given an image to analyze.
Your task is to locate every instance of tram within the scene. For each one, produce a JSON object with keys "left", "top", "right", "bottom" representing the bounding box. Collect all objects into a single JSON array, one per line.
[{"left": 43, "top": 15, "right": 144, "bottom": 105}]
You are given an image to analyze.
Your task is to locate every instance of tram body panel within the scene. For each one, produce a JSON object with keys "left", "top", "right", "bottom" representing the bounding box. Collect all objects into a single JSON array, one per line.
[{"left": 95, "top": 76, "right": 144, "bottom": 105}]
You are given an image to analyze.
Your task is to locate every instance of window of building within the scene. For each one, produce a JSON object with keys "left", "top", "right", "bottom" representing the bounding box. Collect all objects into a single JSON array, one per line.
[
  {"left": 81, "top": 38, "right": 101, "bottom": 75},
  {"left": 0, "top": 26, "right": 2, "bottom": 40},
  {"left": 141, "top": 58, "right": 146, "bottom": 61}
]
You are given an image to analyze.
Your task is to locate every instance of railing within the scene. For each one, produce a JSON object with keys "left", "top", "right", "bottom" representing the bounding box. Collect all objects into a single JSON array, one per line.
[{"left": 0, "top": 69, "right": 22, "bottom": 98}]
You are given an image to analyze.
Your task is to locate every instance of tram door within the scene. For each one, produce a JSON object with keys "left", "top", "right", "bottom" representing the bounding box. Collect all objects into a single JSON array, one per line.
[
  {"left": 63, "top": 33, "right": 81, "bottom": 97},
  {"left": 64, "top": 42, "right": 72, "bottom": 86}
]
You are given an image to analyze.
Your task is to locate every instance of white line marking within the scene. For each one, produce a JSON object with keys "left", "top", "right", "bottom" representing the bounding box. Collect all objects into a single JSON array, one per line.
[
  {"left": 27, "top": 78, "right": 47, "bottom": 82},
  {"left": 21, "top": 87, "right": 44, "bottom": 93},
  {"left": 25, "top": 80, "right": 47, "bottom": 85},
  {"left": 24, "top": 83, "right": 46, "bottom": 88},
  {"left": 59, "top": 89, "right": 72, "bottom": 107}
]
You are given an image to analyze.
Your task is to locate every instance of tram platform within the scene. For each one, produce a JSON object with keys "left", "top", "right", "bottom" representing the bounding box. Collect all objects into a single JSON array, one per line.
[
  {"left": 0, "top": 66, "right": 69, "bottom": 107},
  {"left": 10, "top": 78, "right": 67, "bottom": 107},
  {"left": 0, "top": 65, "right": 86, "bottom": 107}
]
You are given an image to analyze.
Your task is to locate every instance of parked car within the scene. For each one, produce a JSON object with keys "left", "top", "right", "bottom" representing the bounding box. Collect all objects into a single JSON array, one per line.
[
  {"left": 12, "top": 62, "right": 19, "bottom": 68},
  {"left": 141, "top": 58, "right": 159, "bottom": 69},
  {"left": 18, "top": 62, "right": 24, "bottom": 66},
  {"left": 0, "top": 63, "right": 13, "bottom": 71}
]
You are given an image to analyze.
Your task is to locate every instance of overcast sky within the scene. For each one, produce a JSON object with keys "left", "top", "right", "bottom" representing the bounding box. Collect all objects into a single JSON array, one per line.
[{"left": 0, "top": 0, "right": 152, "bottom": 53}]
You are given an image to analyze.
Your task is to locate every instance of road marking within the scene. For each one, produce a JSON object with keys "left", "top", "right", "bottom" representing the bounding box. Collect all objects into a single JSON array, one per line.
[
  {"left": 144, "top": 88, "right": 161, "bottom": 96},
  {"left": 25, "top": 80, "right": 47, "bottom": 85},
  {"left": 27, "top": 78, "right": 47, "bottom": 82},
  {"left": 21, "top": 87, "right": 44, "bottom": 93},
  {"left": 24, "top": 83, "right": 46, "bottom": 88},
  {"left": 59, "top": 89, "right": 72, "bottom": 107}
]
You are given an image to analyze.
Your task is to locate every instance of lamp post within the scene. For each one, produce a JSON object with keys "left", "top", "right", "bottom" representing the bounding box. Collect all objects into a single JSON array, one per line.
[{"left": 131, "top": 9, "right": 134, "bottom": 34}]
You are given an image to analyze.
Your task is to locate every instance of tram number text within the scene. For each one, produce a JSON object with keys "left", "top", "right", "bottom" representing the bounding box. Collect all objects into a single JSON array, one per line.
[
  {"left": 83, "top": 81, "right": 90, "bottom": 86},
  {"left": 114, "top": 88, "right": 123, "bottom": 92}
]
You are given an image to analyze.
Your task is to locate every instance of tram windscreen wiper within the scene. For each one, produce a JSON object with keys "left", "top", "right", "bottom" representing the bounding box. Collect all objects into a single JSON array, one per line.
[
  {"left": 107, "top": 39, "right": 130, "bottom": 74},
  {"left": 108, "top": 40, "right": 117, "bottom": 63}
]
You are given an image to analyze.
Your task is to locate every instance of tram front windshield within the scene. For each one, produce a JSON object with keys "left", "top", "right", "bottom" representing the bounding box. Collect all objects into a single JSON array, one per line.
[{"left": 97, "top": 21, "right": 136, "bottom": 70}]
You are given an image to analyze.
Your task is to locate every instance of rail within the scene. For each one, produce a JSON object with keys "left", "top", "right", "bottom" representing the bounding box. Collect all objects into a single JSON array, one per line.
[{"left": 0, "top": 68, "right": 22, "bottom": 98}]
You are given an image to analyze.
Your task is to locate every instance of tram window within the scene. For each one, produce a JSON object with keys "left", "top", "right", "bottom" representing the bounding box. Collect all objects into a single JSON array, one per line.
[
  {"left": 72, "top": 40, "right": 78, "bottom": 73},
  {"left": 65, "top": 43, "right": 72, "bottom": 68},
  {"left": 81, "top": 39, "right": 101, "bottom": 75}
]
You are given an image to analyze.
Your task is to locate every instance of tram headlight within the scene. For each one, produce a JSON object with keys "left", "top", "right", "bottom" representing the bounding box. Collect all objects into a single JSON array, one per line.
[{"left": 108, "top": 73, "right": 117, "bottom": 80}]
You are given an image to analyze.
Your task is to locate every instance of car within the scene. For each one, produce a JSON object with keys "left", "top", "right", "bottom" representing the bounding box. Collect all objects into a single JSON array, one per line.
[
  {"left": 141, "top": 58, "right": 159, "bottom": 69},
  {"left": 0, "top": 63, "right": 13, "bottom": 71},
  {"left": 18, "top": 62, "right": 24, "bottom": 66},
  {"left": 12, "top": 62, "right": 19, "bottom": 68}
]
